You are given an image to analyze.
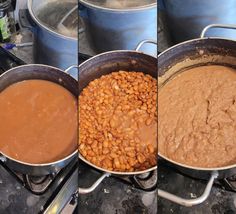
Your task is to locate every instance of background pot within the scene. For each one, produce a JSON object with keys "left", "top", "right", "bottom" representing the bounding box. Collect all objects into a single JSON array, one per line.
[
  {"left": 0, "top": 64, "right": 78, "bottom": 176},
  {"left": 79, "top": 0, "right": 157, "bottom": 56},
  {"left": 160, "top": 0, "right": 236, "bottom": 43},
  {"left": 158, "top": 27, "right": 236, "bottom": 206},
  {"left": 78, "top": 41, "right": 157, "bottom": 194},
  {"left": 19, "top": 0, "right": 78, "bottom": 75}
]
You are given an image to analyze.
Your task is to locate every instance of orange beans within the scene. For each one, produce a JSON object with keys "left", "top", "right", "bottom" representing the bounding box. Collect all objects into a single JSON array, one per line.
[{"left": 79, "top": 71, "right": 157, "bottom": 172}]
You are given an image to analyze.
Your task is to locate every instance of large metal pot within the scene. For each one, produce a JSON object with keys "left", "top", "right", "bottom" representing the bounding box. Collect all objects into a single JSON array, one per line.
[
  {"left": 158, "top": 25, "right": 236, "bottom": 207},
  {"left": 19, "top": 0, "right": 78, "bottom": 72},
  {"left": 79, "top": 0, "right": 157, "bottom": 56},
  {"left": 77, "top": 41, "right": 158, "bottom": 194},
  {"left": 160, "top": 0, "right": 236, "bottom": 43},
  {"left": 0, "top": 64, "right": 78, "bottom": 176}
]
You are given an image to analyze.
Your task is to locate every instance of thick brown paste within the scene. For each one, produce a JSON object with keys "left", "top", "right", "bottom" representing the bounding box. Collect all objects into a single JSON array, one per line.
[{"left": 159, "top": 65, "right": 236, "bottom": 168}]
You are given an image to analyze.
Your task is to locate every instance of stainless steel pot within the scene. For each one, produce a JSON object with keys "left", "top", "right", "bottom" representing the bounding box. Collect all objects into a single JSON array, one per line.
[
  {"left": 0, "top": 64, "right": 78, "bottom": 176},
  {"left": 79, "top": 0, "right": 157, "bottom": 56},
  {"left": 19, "top": 0, "right": 78, "bottom": 73},
  {"left": 77, "top": 40, "right": 158, "bottom": 194},
  {"left": 160, "top": 0, "right": 236, "bottom": 43},
  {"left": 158, "top": 25, "right": 236, "bottom": 207}
]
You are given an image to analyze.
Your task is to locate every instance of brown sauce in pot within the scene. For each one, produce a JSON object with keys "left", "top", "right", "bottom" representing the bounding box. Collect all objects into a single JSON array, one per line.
[
  {"left": 0, "top": 80, "right": 77, "bottom": 164},
  {"left": 159, "top": 65, "right": 236, "bottom": 168}
]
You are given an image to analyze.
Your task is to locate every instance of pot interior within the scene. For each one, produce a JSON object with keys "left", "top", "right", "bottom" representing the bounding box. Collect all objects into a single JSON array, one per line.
[
  {"left": 29, "top": 0, "right": 77, "bottom": 38},
  {"left": 159, "top": 38, "right": 236, "bottom": 81},
  {"left": 158, "top": 38, "right": 236, "bottom": 172},
  {"left": 79, "top": 51, "right": 157, "bottom": 93},
  {"left": 0, "top": 64, "right": 78, "bottom": 96},
  {"left": 0, "top": 65, "right": 78, "bottom": 164},
  {"left": 79, "top": 51, "right": 157, "bottom": 175}
]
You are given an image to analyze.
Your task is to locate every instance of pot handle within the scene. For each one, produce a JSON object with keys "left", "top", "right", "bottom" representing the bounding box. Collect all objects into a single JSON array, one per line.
[
  {"left": 200, "top": 24, "right": 236, "bottom": 38},
  {"left": 158, "top": 171, "right": 218, "bottom": 207},
  {"left": 0, "top": 154, "right": 6, "bottom": 162},
  {"left": 135, "top": 40, "right": 157, "bottom": 52},
  {"left": 64, "top": 65, "right": 79, "bottom": 80},
  {"left": 65, "top": 65, "right": 79, "bottom": 73},
  {"left": 78, "top": 172, "right": 110, "bottom": 194}
]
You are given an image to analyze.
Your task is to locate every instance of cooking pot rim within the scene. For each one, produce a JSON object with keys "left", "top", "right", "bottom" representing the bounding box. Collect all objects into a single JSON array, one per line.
[
  {"left": 1, "top": 150, "right": 78, "bottom": 167},
  {"left": 27, "top": 0, "right": 77, "bottom": 41},
  {"left": 0, "top": 63, "right": 74, "bottom": 80},
  {"left": 79, "top": 0, "right": 157, "bottom": 12},
  {"left": 158, "top": 37, "right": 236, "bottom": 59},
  {"left": 0, "top": 64, "right": 78, "bottom": 167},
  {"left": 79, "top": 50, "right": 157, "bottom": 175},
  {"left": 158, "top": 153, "right": 236, "bottom": 171},
  {"left": 79, "top": 49, "right": 157, "bottom": 68},
  {"left": 79, "top": 154, "right": 157, "bottom": 175},
  {"left": 158, "top": 37, "right": 236, "bottom": 172}
]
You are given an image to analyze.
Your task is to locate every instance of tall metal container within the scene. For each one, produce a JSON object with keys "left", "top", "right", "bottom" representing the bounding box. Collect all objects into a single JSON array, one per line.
[
  {"left": 79, "top": 0, "right": 157, "bottom": 56},
  {"left": 160, "top": 0, "right": 236, "bottom": 43},
  {"left": 21, "top": 0, "right": 78, "bottom": 73}
]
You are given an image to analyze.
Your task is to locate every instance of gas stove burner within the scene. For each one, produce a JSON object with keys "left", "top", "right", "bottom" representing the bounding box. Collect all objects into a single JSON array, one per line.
[
  {"left": 115, "top": 170, "right": 157, "bottom": 192},
  {"left": 226, "top": 174, "right": 236, "bottom": 182},
  {"left": 25, "top": 174, "right": 54, "bottom": 185},
  {"left": 91, "top": 169, "right": 157, "bottom": 193},
  {"left": 134, "top": 170, "right": 157, "bottom": 191},
  {"left": 220, "top": 175, "right": 236, "bottom": 193},
  {"left": 136, "top": 171, "right": 153, "bottom": 180},
  {"left": 22, "top": 174, "right": 56, "bottom": 195},
  {"left": 1, "top": 158, "right": 77, "bottom": 197},
  {"left": 0, "top": 47, "right": 25, "bottom": 73},
  {"left": 159, "top": 158, "right": 236, "bottom": 194}
]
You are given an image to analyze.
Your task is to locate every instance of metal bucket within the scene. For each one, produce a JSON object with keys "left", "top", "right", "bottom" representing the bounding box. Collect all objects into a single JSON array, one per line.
[
  {"left": 161, "top": 0, "right": 236, "bottom": 43},
  {"left": 19, "top": 0, "right": 78, "bottom": 74},
  {"left": 79, "top": 1, "right": 157, "bottom": 56}
]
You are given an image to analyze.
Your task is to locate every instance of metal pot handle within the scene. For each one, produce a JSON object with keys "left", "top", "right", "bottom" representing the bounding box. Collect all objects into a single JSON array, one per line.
[
  {"left": 78, "top": 172, "right": 110, "bottom": 194},
  {"left": 64, "top": 65, "right": 79, "bottom": 80},
  {"left": 65, "top": 65, "right": 79, "bottom": 73},
  {"left": 135, "top": 40, "right": 157, "bottom": 52},
  {"left": 158, "top": 171, "right": 218, "bottom": 207},
  {"left": 200, "top": 24, "right": 236, "bottom": 38},
  {"left": 0, "top": 154, "right": 6, "bottom": 162}
]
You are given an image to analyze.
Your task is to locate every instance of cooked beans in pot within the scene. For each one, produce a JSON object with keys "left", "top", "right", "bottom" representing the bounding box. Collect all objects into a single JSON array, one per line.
[{"left": 79, "top": 71, "right": 157, "bottom": 172}]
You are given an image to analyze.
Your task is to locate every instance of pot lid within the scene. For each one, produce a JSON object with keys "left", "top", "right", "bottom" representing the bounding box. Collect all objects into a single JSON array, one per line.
[
  {"left": 32, "top": 0, "right": 77, "bottom": 38},
  {"left": 81, "top": 0, "right": 156, "bottom": 10}
]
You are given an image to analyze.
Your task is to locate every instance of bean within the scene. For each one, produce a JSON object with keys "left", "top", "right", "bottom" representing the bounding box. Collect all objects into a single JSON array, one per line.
[
  {"left": 145, "top": 118, "right": 152, "bottom": 126},
  {"left": 79, "top": 71, "right": 157, "bottom": 172},
  {"left": 137, "top": 153, "right": 145, "bottom": 164},
  {"left": 148, "top": 144, "right": 155, "bottom": 153},
  {"left": 102, "top": 148, "right": 110, "bottom": 155},
  {"left": 114, "top": 158, "right": 121, "bottom": 168},
  {"left": 103, "top": 141, "right": 109, "bottom": 148}
]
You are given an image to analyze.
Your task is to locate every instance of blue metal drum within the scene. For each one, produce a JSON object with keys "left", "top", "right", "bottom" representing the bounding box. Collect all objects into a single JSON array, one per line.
[
  {"left": 160, "top": 0, "right": 236, "bottom": 42},
  {"left": 79, "top": 1, "right": 157, "bottom": 56}
]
